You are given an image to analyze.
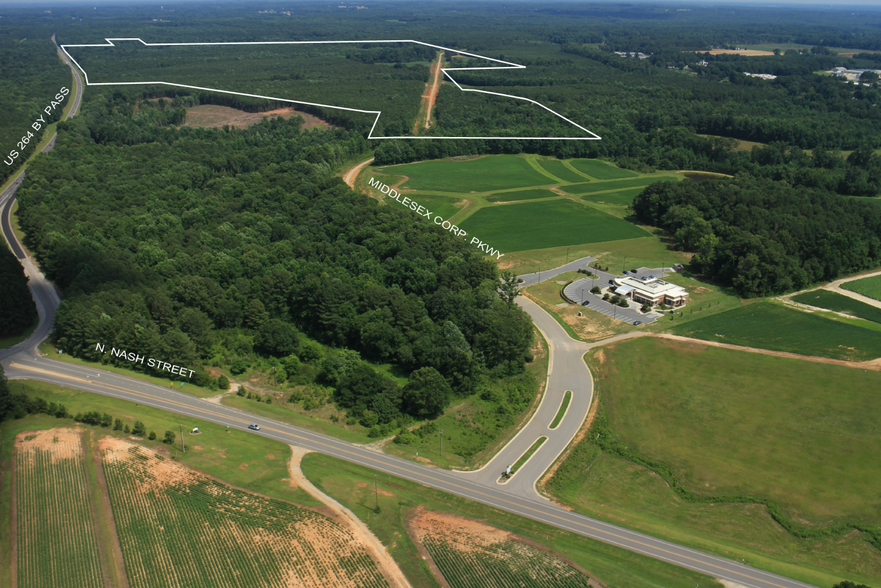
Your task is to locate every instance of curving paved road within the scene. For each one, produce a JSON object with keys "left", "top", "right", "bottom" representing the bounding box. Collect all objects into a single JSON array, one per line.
[{"left": 0, "top": 38, "right": 819, "bottom": 588}]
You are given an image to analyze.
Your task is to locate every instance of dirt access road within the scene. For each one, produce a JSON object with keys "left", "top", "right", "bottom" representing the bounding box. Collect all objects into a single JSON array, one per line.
[
  {"left": 343, "top": 157, "right": 375, "bottom": 189},
  {"left": 414, "top": 51, "right": 445, "bottom": 134}
]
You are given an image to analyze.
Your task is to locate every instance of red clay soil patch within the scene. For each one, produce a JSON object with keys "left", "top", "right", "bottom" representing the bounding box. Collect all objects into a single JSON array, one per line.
[
  {"left": 407, "top": 507, "right": 605, "bottom": 588},
  {"left": 183, "top": 104, "right": 333, "bottom": 130}
]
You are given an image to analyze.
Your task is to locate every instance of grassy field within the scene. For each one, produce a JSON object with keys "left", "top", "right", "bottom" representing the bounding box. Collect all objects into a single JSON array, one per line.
[
  {"left": 300, "top": 452, "right": 723, "bottom": 588},
  {"left": 548, "top": 337, "right": 881, "bottom": 587},
  {"left": 500, "top": 235, "right": 689, "bottom": 275},
  {"left": 102, "top": 439, "right": 388, "bottom": 588},
  {"left": 843, "top": 274, "right": 881, "bottom": 301},
  {"left": 569, "top": 159, "right": 638, "bottom": 180},
  {"left": 669, "top": 301, "right": 881, "bottom": 361},
  {"left": 485, "top": 188, "right": 560, "bottom": 202},
  {"left": 536, "top": 158, "right": 590, "bottom": 183},
  {"left": 564, "top": 176, "right": 678, "bottom": 195},
  {"left": 411, "top": 509, "right": 595, "bottom": 588},
  {"left": 791, "top": 289, "right": 881, "bottom": 323},
  {"left": 460, "top": 199, "right": 647, "bottom": 253},
  {"left": 381, "top": 156, "right": 551, "bottom": 192},
  {"left": 416, "top": 194, "right": 467, "bottom": 220},
  {"left": 579, "top": 186, "right": 645, "bottom": 206},
  {"left": 15, "top": 429, "right": 105, "bottom": 588}
]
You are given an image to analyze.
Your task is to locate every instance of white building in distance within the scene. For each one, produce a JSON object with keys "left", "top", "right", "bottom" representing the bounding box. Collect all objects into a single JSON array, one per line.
[{"left": 613, "top": 276, "right": 690, "bottom": 308}]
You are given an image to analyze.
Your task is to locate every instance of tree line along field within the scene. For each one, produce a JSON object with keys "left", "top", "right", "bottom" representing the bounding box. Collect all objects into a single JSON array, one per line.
[
  {"left": 790, "top": 289, "right": 881, "bottom": 324},
  {"left": 668, "top": 301, "right": 881, "bottom": 361},
  {"left": 369, "top": 154, "right": 683, "bottom": 254},
  {"left": 14, "top": 428, "right": 104, "bottom": 588},
  {"left": 547, "top": 337, "right": 881, "bottom": 587},
  {"left": 843, "top": 275, "right": 881, "bottom": 301}
]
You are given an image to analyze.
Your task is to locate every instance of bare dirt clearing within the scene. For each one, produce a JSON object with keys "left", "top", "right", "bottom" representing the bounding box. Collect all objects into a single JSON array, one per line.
[{"left": 184, "top": 105, "right": 332, "bottom": 130}]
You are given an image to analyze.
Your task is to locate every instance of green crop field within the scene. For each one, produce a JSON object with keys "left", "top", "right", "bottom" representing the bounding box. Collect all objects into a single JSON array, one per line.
[
  {"left": 381, "top": 156, "right": 551, "bottom": 192},
  {"left": 536, "top": 159, "right": 589, "bottom": 183},
  {"left": 580, "top": 187, "right": 645, "bottom": 206},
  {"left": 668, "top": 301, "right": 881, "bottom": 361},
  {"left": 416, "top": 515, "right": 594, "bottom": 588},
  {"left": 15, "top": 429, "right": 104, "bottom": 588},
  {"left": 843, "top": 274, "right": 881, "bottom": 301},
  {"left": 459, "top": 200, "right": 648, "bottom": 252},
  {"left": 791, "top": 290, "right": 881, "bottom": 323},
  {"left": 102, "top": 440, "right": 388, "bottom": 588},
  {"left": 569, "top": 160, "right": 639, "bottom": 180},
  {"left": 549, "top": 337, "right": 881, "bottom": 587},
  {"left": 564, "top": 176, "right": 677, "bottom": 195},
  {"left": 407, "top": 194, "right": 465, "bottom": 221},
  {"left": 485, "top": 189, "right": 560, "bottom": 202}
]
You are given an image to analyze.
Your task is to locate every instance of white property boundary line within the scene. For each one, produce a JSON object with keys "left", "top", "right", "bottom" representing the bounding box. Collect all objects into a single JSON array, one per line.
[{"left": 59, "top": 38, "right": 601, "bottom": 141}]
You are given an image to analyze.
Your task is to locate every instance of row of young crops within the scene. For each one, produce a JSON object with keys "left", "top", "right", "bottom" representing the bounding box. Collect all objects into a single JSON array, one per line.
[
  {"left": 15, "top": 430, "right": 104, "bottom": 588},
  {"left": 101, "top": 443, "right": 389, "bottom": 588},
  {"left": 422, "top": 534, "right": 593, "bottom": 588}
]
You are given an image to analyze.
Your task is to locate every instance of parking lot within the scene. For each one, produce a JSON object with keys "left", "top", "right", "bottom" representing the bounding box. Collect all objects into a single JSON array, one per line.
[{"left": 562, "top": 266, "right": 672, "bottom": 325}]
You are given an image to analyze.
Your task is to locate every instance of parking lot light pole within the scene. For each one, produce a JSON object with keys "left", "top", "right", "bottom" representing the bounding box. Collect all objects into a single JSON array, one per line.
[
  {"left": 581, "top": 288, "right": 584, "bottom": 303},
  {"left": 622, "top": 255, "right": 627, "bottom": 274}
]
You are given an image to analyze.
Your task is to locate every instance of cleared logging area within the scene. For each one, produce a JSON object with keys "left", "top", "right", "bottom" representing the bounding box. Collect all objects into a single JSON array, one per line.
[
  {"left": 100, "top": 438, "right": 388, "bottom": 588},
  {"left": 411, "top": 509, "right": 595, "bottom": 588},
  {"left": 15, "top": 429, "right": 104, "bottom": 588}
]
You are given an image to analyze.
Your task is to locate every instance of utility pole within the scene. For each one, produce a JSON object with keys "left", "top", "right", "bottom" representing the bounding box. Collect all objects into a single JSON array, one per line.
[
  {"left": 566, "top": 247, "right": 570, "bottom": 264},
  {"left": 374, "top": 473, "right": 379, "bottom": 511},
  {"left": 622, "top": 255, "right": 627, "bottom": 274},
  {"left": 440, "top": 428, "right": 444, "bottom": 457},
  {"left": 179, "top": 424, "right": 185, "bottom": 453}
]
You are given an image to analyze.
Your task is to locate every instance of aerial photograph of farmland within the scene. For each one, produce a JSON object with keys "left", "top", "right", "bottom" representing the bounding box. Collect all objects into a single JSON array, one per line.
[{"left": 1, "top": 1, "right": 881, "bottom": 588}]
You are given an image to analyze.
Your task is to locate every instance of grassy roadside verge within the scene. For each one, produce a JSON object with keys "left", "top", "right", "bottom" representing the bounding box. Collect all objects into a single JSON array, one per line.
[
  {"left": 300, "top": 452, "right": 723, "bottom": 588},
  {"left": 510, "top": 436, "right": 547, "bottom": 474}
]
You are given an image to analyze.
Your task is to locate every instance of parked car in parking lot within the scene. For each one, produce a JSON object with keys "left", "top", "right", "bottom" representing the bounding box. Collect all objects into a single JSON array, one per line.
[
  {"left": 633, "top": 321, "right": 642, "bottom": 326},
  {"left": 582, "top": 301, "right": 590, "bottom": 306}
]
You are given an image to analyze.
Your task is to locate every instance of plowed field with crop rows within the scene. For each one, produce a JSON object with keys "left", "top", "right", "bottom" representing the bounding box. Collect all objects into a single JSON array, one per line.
[
  {"left": 99, "top": 437, "right": 388, "bottom": 588},
  {"left": 15, "top": 429, "right": 104, "bottom": 588}
]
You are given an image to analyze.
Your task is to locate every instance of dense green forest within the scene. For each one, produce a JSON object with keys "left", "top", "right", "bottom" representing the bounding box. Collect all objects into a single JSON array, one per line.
[
  {"left": 631, "top": 177, "right": 881, "bottom": 296},
  {"left": 0, "top": 27, "right": 70, "bottom": 185},
  {"left": 15, "top": 94, "right": 534, "bottom": 429},
  {"left": 0, "top": 246, "right": 37, "bottom": 337}
]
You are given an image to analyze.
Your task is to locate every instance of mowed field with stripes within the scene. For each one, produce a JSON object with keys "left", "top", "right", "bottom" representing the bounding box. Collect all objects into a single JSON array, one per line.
[{"left": 368, "top": 154, "right": 684, "bottom": 254}]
